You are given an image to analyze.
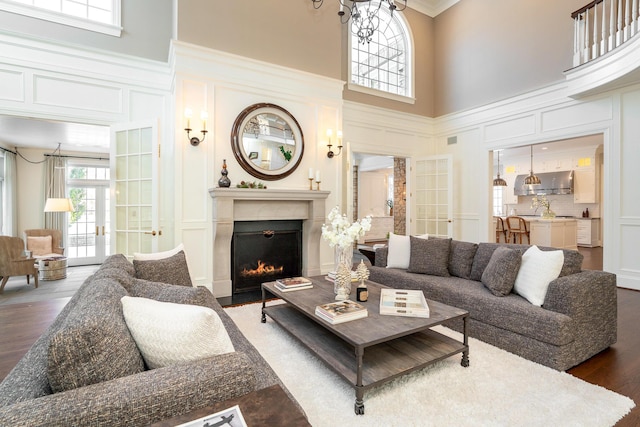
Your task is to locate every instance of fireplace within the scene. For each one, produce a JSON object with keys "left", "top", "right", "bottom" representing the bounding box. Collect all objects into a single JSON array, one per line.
[
  {"left": 232, "top": 220, "right": 302, "bottom": 293},
  {"left": 209, "top": 188, "right": 329, "bottom": 297}
]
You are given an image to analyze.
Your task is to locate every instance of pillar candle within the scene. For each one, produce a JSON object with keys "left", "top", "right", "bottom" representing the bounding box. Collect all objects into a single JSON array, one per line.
[
  {"left": 309, "top": 168, "right": 314, "bottom": 179},
  {"left": 315, "top": 171, "right": 321, "bottom": 182}
]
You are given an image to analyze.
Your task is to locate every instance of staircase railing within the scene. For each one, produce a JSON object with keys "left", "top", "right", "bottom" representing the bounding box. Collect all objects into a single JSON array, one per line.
[{"left": 572, "top": 0, "right": 640, "bottom": 66}]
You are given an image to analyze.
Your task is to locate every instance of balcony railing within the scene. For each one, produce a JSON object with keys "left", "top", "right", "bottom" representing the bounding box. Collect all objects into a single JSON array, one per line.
[{"left": 572, "top": 0, "right": 640, "bottom": 66}]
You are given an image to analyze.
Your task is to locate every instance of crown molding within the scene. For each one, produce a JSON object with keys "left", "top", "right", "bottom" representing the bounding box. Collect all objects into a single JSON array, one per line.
[{"left": 409, "top": 0, "right": 460, "bottom": 18}]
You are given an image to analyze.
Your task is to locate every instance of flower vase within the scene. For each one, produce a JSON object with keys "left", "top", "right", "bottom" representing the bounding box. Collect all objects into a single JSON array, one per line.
[
  {"left": 334, "top": 245, "right": 353, "bottom": 296},
  {"left": 541, "top": 208, "right": 556, "bottom": 219}
]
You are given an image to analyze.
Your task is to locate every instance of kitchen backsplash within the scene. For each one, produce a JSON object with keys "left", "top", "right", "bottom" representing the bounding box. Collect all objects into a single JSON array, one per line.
[{"left": 504, "top": 194, "right": 600, "bottom": 218}]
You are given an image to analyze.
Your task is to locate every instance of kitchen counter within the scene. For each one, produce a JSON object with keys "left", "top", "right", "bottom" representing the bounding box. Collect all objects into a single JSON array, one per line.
[{"left": 497, "top": 216, "right": 578, "bottom": 250}]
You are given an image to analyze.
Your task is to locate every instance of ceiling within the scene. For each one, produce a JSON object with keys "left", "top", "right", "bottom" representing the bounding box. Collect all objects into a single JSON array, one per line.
[{"left": 0, "top": 115, "right": 109, "bottom": 154}]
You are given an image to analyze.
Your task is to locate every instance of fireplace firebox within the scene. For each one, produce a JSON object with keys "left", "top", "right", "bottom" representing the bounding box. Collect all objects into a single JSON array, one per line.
[{"left": 231, "top": 220, "right": 302, "bottom": 294}]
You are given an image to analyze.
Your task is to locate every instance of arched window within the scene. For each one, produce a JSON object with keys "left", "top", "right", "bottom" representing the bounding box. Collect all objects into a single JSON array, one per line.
[{"left": 349, "top": 3, "right": 413, "bottom": 102}]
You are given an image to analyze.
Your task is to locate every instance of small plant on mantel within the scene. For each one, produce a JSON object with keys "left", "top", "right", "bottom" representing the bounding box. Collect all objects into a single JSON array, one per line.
[{"left": 236, "top": 180, "right": 267, "bottom": 189}]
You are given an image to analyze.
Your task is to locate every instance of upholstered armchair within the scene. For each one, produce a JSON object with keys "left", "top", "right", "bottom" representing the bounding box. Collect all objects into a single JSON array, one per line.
[
  {"left": 0, "top": 236, "right": 39, "bottom": 293},
  {"left": 23, "top": 229, "right": 64, "bottom": 259}
]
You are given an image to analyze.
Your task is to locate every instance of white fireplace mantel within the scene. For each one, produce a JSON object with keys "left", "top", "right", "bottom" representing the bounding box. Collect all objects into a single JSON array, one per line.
[{"left": 209, "top": 188, "right": 330, "bottom": 297}]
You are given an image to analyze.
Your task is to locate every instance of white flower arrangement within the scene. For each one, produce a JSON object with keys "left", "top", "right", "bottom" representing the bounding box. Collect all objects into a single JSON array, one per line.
[
  {"left": 321, "top": 206, "right": 372, "bottom": 249},
  {"left": 531, "top": 194, "right": 551, "bottom": 214}
]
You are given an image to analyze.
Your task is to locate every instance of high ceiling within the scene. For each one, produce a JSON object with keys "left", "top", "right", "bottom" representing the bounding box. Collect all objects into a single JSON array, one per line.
[{"left": 0, "top": 1, "right": 458, "bottom": 156}]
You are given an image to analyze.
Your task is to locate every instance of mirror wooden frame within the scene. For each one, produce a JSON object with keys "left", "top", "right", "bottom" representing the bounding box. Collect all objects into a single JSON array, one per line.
[{"left": 231, "top": 103, "right": 304, "bottom": 181}]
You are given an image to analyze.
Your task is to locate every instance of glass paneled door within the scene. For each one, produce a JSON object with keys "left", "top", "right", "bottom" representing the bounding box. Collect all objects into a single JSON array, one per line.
[
  {"left": 66, "top": 181, "right": 110, "bottom": 266},
  {"left": 413, "top": 155, "right": 453, "bottom": 238},
  {"left": 111, "top": 122, "right": 159, "bottom": 258}
]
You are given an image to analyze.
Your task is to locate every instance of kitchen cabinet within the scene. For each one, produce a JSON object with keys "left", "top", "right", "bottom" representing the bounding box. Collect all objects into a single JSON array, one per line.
[
  {"left": 577, "top": 218, "right": 600, "bottom": 247},
  {"left": 528, "top": 218, "right": 578, "bottom": 250},
  {"left": 574, "top": 167, "right": 597, "bottom": 203}
]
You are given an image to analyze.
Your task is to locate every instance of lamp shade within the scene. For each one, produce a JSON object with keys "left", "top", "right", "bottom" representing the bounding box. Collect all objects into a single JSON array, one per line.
[{"left": 44, "top": 198, "right": 74, "bottom": 212}]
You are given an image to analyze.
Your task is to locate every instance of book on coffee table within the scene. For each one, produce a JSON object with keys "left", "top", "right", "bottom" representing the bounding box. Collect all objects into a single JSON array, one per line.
[
  {"left": 379, "top": 289, "right": 430, "bottom": 318},
  {"left": 176, "top": 404, "right": 247, "bottom": 427},
  {"left": 275, "top": 282, "right": 313, "bottom": 292},
  {"left": 315, "top": 300, "right": 368, "bottom": 324},
  {"left": 276, "top": 277, "right": 312, "bottom": 288}
]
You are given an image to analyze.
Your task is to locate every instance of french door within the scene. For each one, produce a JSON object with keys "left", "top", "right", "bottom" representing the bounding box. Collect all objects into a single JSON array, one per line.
[
  {"left": 66, "top": 184, "right": 110, "bottom": 266},
  {"left": 413, "top": 155, "right": 453, "bottom": 238},
  {"left": 111, "top": 121, "right": 160, "bottom": 258}
]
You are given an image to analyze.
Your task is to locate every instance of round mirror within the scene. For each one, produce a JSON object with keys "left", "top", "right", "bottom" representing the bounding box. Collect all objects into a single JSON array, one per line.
[{"left": 231, "top": 103, "right": 304, "bottom": 181}]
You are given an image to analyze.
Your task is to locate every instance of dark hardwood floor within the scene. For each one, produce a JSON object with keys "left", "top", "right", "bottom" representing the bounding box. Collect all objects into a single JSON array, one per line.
[{"left": 0, "top": 246, "right": 637, "bottom": 425}]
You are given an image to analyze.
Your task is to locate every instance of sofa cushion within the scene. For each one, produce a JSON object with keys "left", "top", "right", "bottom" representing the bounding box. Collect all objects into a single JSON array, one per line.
[
  {"left": 448, "top": 240, "right": 478, "bottom": 279},
  {"left": 386, "top": 233, "right": 411, "bottom": 269},
  {"left": 121, "top": 296, "right": 235, "bottom": 369},
  {"left": 133, "top": 250, "right": 192, "bottom": 287},
  {"left": 408, "top": 237, "right": 451, "bottom": 277},
  {"left": 27, "top": 235, "right": 52, "bottom": 256},
  {"left": 133, "top": 243, "right": 184, "bottom": 261},
  {"left": 127, "top": 278, "right": 214, "bottom": 307},
  {"left": 514, "top": 245, "right": 564, "bottom": 306},
  {"left": 47, "top": 278, "right": 145, "bottom": 393},
  {"left": 481, "top": 246, "right": 521, "bottom": 296}
]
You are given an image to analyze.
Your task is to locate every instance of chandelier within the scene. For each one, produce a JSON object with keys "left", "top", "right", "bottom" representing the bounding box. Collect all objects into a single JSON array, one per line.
[{"left": 311, "top": 0, "right": 407, "bottom": 44}]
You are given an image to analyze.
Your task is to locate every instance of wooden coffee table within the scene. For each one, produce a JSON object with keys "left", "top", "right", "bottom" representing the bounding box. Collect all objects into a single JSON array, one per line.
[{"left": 261, "top": 277, "right": 469, "bottom": 415}]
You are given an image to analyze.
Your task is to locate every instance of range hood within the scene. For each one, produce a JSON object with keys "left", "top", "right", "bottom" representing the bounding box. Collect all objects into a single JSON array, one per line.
[{"left": 513, "top": 170, "right": 574, "bottom": 196}]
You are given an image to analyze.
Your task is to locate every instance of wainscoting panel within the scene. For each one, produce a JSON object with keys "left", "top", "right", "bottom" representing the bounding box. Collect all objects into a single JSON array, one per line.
[
  {"left": 33, "top": 75, "right": 122, "bottom": 113},
  {"left": 0, "top": 69, "right": 24, "bottom": 102},
  {"left": 483, "top": 114, "right": 536, "bottom": 143},
  {"left": 541, "top": 97, "right": 613, "bottom": 133}
]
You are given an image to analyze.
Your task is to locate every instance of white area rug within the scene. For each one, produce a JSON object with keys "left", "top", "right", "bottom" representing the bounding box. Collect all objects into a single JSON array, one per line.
[{"left": 225, "top": 301, "right": 635, "bottom": 427}]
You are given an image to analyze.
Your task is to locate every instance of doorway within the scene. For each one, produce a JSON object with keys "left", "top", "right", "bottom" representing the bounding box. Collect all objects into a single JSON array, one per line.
[{"left": 66, "top": 163, "right": 111, "bottom": 266}]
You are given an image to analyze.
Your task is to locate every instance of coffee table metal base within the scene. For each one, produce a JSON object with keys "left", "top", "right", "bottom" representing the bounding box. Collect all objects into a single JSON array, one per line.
[{"left": 261, "top": 298, "right": 469, "bottom": 415}]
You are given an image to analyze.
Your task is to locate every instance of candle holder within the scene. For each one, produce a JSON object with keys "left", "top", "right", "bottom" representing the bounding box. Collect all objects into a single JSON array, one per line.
[
  {"left": 315, "top": 180, "right": 321, "bottom": 191},
  {"left": 309, "top": 177, "right": 314, "bottom": 190}
]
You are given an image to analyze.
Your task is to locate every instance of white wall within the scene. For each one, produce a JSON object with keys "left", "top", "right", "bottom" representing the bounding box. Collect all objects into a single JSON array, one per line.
[{"left": 172, "top": 41, "right": 345, "bottom": 293}]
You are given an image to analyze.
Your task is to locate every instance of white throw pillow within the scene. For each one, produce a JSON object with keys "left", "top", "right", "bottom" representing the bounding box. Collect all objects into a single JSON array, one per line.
[
  {"left": 121, "top": 296, "right": 235, "bottom": 369},
  {"left": 386, "top": 233, "right": 428, "bottom": 269},
  {"left": 133, "top": 243, "right": 184, "bottom": 261},
  {"left": 513, "top": 245, "right": 564, "bottom": 306}
]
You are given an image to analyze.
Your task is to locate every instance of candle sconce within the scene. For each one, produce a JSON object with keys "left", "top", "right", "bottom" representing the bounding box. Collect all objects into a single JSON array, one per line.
[
  {"left": 327, "top": 129, "right": 343, "bottom": 158},
  {"left": 185, "top": 108, "right": 208, "bottom": 146}
]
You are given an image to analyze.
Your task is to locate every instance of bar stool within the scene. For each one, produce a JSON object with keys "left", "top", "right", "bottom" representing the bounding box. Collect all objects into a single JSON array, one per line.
[
  {"left": 506, "top": 216, "right": 530, "bottom": 244},
  {"left": 494, "top": 216, "right": 507, "bottom": 243}
]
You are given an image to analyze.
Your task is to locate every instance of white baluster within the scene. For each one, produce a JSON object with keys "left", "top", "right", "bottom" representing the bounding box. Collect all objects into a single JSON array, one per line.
[
  {"left": 601, "top": 0, "right": 608, "bottom": 55},
  {"left": 625, "top": 0, "right": 632, "bottom": 41},
  {"left": 631, "top": 0, "right": 640, "bottom": 37},
  {"left": 610, "top": 0, "right": 617, "bottom": 50},
  {"left": 617, "top": 0, "right": 623, "bottom": 46},
  {"left": 585, "top": 9, "right": 591, "bottom": 62},
  {"left": 593, "top": 2, "right": 599, "bottom": 59},
  {"left": 574, "top": 15, "right": 581, "bottom": 66}
]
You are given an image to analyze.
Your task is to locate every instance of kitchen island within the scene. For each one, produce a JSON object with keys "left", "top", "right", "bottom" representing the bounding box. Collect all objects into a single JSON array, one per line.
[{"left": 522, "top": 217, "right": 578, "bottom": 250}]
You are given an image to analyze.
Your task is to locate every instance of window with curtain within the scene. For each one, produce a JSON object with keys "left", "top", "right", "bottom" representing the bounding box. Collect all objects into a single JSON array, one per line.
[
  {"left": 1, "top": 150, "right": 17, "bottom": 236},
  {"left": 349, "top": 2, "right": 413, "bottom": 101},
  {"left": 0, "top": 152, "right": 4, "bottom": 234},
  {"left": 0, "top": 0, "right": 121, "bottom": 36}
]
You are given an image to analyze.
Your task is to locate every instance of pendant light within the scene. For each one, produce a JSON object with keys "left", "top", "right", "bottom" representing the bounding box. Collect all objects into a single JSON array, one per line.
[
  {"left": 523, "top": 145, "right": 541, "bottom": 185},
  {"left": 493, "top": 150, "right": 507, "bottom": 187}
]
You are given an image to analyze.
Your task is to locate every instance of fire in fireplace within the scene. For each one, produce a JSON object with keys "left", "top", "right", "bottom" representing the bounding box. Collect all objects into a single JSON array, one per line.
[{"left": 231, "top": 220, "right": 302, "bottom": 293}]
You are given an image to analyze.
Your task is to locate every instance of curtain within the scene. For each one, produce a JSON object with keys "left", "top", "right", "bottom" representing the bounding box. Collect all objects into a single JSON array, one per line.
[
  {"left": 4, "top": 151, "right": 17, "bottom": 236},
  {"left": 44, "top": 156, "right": 66, "bottom": 232}
]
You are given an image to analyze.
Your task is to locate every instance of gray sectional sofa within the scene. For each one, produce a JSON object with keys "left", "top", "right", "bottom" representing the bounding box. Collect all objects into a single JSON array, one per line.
[
  {"left": 368, "top": 240, "right": 617, "bottom": 371},
  {"left": 0, "top": 254, "right": 298, "bottom": 426}
]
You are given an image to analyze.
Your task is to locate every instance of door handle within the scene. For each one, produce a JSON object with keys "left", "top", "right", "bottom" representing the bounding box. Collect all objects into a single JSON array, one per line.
[
  {"left": 144, "top": 230, "right": 157, "bottom": 236},
  {"left": 95, "top": 226, "right": 99, "bottom": 236},
  {"left": 102, "top": 226, "right": 105, "bottom": 236}
]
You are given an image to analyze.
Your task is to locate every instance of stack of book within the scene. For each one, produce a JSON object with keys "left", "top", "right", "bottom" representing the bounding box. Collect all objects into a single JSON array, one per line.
[
  {"left": 315, "top": 300, "right": 368, "bottom": 324},
  {"left": 274, "top": 277, "right": 313, "bottom": 292},
  {"left": 379, "top": 288, "right": 430, "bottom": 318},
  {"left": 325, "top": 270, "right": 358, "bottom": 283}
]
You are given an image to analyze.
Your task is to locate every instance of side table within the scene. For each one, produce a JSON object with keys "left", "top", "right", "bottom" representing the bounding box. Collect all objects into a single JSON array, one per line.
[
  {"left": 149, "top": 384, "right": 310, "bottom": 427},
  {"left": 37, "top": 257, "right": 67, "bottom": 281}
]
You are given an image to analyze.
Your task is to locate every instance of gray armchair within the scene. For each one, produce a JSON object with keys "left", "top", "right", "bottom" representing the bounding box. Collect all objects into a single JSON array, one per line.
[{"left": 0, "top": 236, "right": 39, "bottom": 293}]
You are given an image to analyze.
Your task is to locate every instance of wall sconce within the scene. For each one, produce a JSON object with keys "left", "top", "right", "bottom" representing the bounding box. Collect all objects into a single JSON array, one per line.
[
  {"left": 184, "top": 108, "right": 208, "bottom": 146},
  {"left": 327, "top": 129, "right": 343, "bottom": 158}
]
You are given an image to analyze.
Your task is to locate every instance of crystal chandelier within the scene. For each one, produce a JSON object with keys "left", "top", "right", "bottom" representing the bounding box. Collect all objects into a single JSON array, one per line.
[{"left": 311, "top": 0, "right": 407, "bottom": 44}]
